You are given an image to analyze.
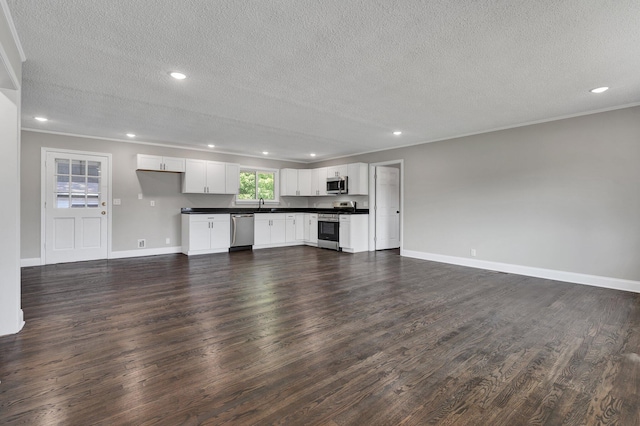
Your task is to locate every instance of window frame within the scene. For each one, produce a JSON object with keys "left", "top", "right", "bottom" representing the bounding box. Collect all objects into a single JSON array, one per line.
[{"left": 235, "top": 167, "right": 280, "bottom": 204}]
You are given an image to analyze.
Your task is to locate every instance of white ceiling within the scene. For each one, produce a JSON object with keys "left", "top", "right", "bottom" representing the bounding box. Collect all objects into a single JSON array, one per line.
[{"left": 7, "top": 0, "right": 640, "bottom": 162}]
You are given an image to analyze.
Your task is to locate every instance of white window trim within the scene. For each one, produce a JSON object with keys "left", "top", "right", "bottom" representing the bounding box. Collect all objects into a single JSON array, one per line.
[{"left": 235, "top": 167, "right": 280, "bottom": 204}]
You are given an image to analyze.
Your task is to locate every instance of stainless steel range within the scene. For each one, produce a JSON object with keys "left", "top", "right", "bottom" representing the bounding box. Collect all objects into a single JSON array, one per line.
[{"left": 317, "top": 201, "right": 356, "bottom": 251}]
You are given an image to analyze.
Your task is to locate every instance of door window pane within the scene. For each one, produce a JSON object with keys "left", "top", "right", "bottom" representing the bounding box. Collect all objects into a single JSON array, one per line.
[
  {"left": 56, "top": 194, "right": 70, "bottom": 208},
  {"left": 56, "top": 159, "right": 69, "bottom": 175},
  {"left": 86, "top": 194, "right": 100, "bottom": 208},
  {"left": 71, "top": 194, "right": 86, "bottom": 208},
  {"left": 87, "top": 161, "right": 100, "bottom": 176},
  {"left": 87, "top": 177, "right": 100, "bottom": 194},
  {"left": 56, "top": 175, "right": 70, "bottom": 192},
  {"left": 72, "top": 160, "right": 86, "bottom": 176},
  {"left": 71, "top": 176, "right": 86, "bottom": 193}
]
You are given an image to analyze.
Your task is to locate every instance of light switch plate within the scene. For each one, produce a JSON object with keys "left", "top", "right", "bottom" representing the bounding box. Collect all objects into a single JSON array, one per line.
[{"left": 113, "top": 198, "right": 121, "bottom": 205}]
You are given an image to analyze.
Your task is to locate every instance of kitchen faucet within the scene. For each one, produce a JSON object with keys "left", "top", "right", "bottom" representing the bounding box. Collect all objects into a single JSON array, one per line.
[{"left": 258, "top": 197, "right": 264, "bottom": 211}]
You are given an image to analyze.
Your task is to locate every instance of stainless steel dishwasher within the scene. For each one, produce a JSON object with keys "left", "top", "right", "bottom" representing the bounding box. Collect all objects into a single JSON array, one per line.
[{"left": 230, "top": 214, "right": 254, "bottom": 251}]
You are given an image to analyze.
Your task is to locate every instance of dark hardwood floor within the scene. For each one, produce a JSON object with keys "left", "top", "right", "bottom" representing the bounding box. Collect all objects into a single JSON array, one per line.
[{"left": 1, "top": 247, "right": 639, "bottom": 425}]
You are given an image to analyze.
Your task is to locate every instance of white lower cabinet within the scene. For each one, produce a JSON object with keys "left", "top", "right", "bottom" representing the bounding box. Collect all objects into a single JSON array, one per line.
[
  {"left": 339, "top": 214, "right": 369, "bottom": 253},
  {"left": 285, "top": 213, "right": 305, "bottom": 244},
  {"left": 182, "top": 214, "right": 230, "bottom": 255},
  {"left": 254, "top": 213, "right": 286, "bottom": 248},
  {"left": 304, "top": 213, "right": 318, "bottom": 245}
]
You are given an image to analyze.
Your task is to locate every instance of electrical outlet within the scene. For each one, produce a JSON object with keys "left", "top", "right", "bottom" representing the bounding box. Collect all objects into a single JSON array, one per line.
[
  {"left": 113, "top": 198, "right": 121, "bottom": 205},
  {"left": 137, "top": 239, "right": 146, "bottom": 248},
  {"left": 150, "top": 200, "right": 155, "bottom": 207},
  {"left": 138, "top": 193, "right": 143, "bottom": 200},
  {"left": 165, "top": 238, "right": 170, "bottom": 245},
  {"left": 470, "top": 248, "right": 477, "bottom": 257}
]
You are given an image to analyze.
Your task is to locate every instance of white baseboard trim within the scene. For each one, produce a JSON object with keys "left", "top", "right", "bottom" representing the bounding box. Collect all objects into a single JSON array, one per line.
[
  {"left": 110, "top": 246, "right": 183, "bottom": 259},
  {"left": 21, "top": 258, "right": 42, "bottom": 267},
  {"left": 21, "top": 247, "right": 183, "bottom": 265},
  {"left": 401, "top": 249, "right": 640, "bottom": 294},
  {"left": 0, "top": 310, "right": 25, "bottom": 337}
]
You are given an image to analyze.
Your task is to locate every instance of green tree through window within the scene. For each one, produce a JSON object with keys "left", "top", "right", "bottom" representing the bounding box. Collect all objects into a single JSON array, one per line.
[{"left": 238, "top": 170, "right": 276, "bottom": 201}]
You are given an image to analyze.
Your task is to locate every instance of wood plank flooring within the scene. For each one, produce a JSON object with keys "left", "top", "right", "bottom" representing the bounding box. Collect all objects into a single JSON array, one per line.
[{"left": 1, "top": 247, "right": 639, "bottom": 425}]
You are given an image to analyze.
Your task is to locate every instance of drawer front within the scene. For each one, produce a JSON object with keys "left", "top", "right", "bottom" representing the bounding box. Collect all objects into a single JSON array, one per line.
[
  {"left": 189, "top": 214, "right": 229, "bottom": 223},
  {"left": 254, "top": 213, "right": 285, "bottom": 221}
]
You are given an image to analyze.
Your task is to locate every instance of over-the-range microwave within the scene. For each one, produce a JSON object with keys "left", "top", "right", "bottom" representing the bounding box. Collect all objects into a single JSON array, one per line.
[{"left": 327, "top": 176, "right": 348, "bottom": 194}]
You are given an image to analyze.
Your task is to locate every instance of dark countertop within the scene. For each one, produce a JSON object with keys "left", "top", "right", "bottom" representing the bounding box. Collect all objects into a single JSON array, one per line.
[{"left": 181, "top": 207, "right": 370, "bottom": 215}]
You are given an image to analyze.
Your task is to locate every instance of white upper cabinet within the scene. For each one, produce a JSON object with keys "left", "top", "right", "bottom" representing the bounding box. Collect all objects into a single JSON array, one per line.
[
  {"left": 183, "top": 159, "right": 207, "bottom": 193},
  {"left": 282, "top": 163, "right": 368, "bottom": 197},
  {"left": 137, "top": 154, "right": 185, "bottom": 172},
  {"left": 280, "top": 169, "right": 299, "bottom": 196},
  {"left": 347, "top": 162, "right": 369, "bottom": 195},
  {"left": 225, "top": 163, "right": 240, "bottom": 195},
  {"left": 182, "top": 159, "right": 239, "bottom": 194},
  {"left": 297, "top": 169, "right": 312, "bottom": 196},
  {"left": 327, "top": 164, "right": 348, "bottom": 178},
  {"left": 311, "top": 167, "right": 327, "bottom": 196},
  {"left": 280, "top": 168, "right": 313, "bottom": 196}
]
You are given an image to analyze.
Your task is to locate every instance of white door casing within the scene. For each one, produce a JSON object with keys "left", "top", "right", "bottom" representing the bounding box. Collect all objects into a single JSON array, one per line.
[
  {"left": 375, "top": 165, "right": 401, "bottom": 250},
  {"left": 42, "top": 149, "right": 111, "bottom": 264}
]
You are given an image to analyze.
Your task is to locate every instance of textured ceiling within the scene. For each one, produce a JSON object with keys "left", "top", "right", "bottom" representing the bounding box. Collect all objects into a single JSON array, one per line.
[{"left": 7, "top": 0, "right": 640, "bottom": 162}]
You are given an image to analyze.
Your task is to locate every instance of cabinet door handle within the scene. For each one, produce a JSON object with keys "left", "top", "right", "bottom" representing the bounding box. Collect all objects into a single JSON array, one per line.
[{"left": 231, "top": 217, "right": 237, "bottom": 245}]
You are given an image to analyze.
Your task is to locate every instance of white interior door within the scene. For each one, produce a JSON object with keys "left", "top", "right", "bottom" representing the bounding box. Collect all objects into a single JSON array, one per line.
[
  {"left": 44, "top": 151, "right": 109, "bottom": 264},
  {"left": 375, "top": 166, "right": 400, "bottom": 250}
]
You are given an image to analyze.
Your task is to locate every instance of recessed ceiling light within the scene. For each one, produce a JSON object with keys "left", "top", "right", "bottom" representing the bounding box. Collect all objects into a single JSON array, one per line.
[
  {"left": 393, "top": 131, "right": 402, "bottom": 136},
  {"left": 34, "top": 116, "right": 48, "bottom": 122},
  {"left": 207, "top": 144, "right": 215, "bottom": 148},
  {"left": 310, "top": 153, "right": 316, "bottom": 157},
  {"left": 262, "top": 151, "right": 269, "bottom": 155},
  {"left": 590, "top": 86, "right": 609, "bottom": 94},
  {"left": 169, "top": 72, "right": 187, "bottom": 80},
  {"left": 126, "top": 133, "right": 136, "bottom": 138}
]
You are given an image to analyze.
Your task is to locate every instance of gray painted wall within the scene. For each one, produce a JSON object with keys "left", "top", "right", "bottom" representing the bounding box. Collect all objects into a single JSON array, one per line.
[
  {"left": 20, "top": 131, "right": 309, "bottom": 257},
  {"left": 317, "top": 106, "right": 640, "bottom": 282}
]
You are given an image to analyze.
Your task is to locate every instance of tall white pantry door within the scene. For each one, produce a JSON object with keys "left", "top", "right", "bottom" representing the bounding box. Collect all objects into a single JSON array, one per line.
[
  {"left": 44, "top": 151, "right": 110, "bottom": 264},
  {"left": 375, "top": 166, "right": 401, "bottom": 250}
]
